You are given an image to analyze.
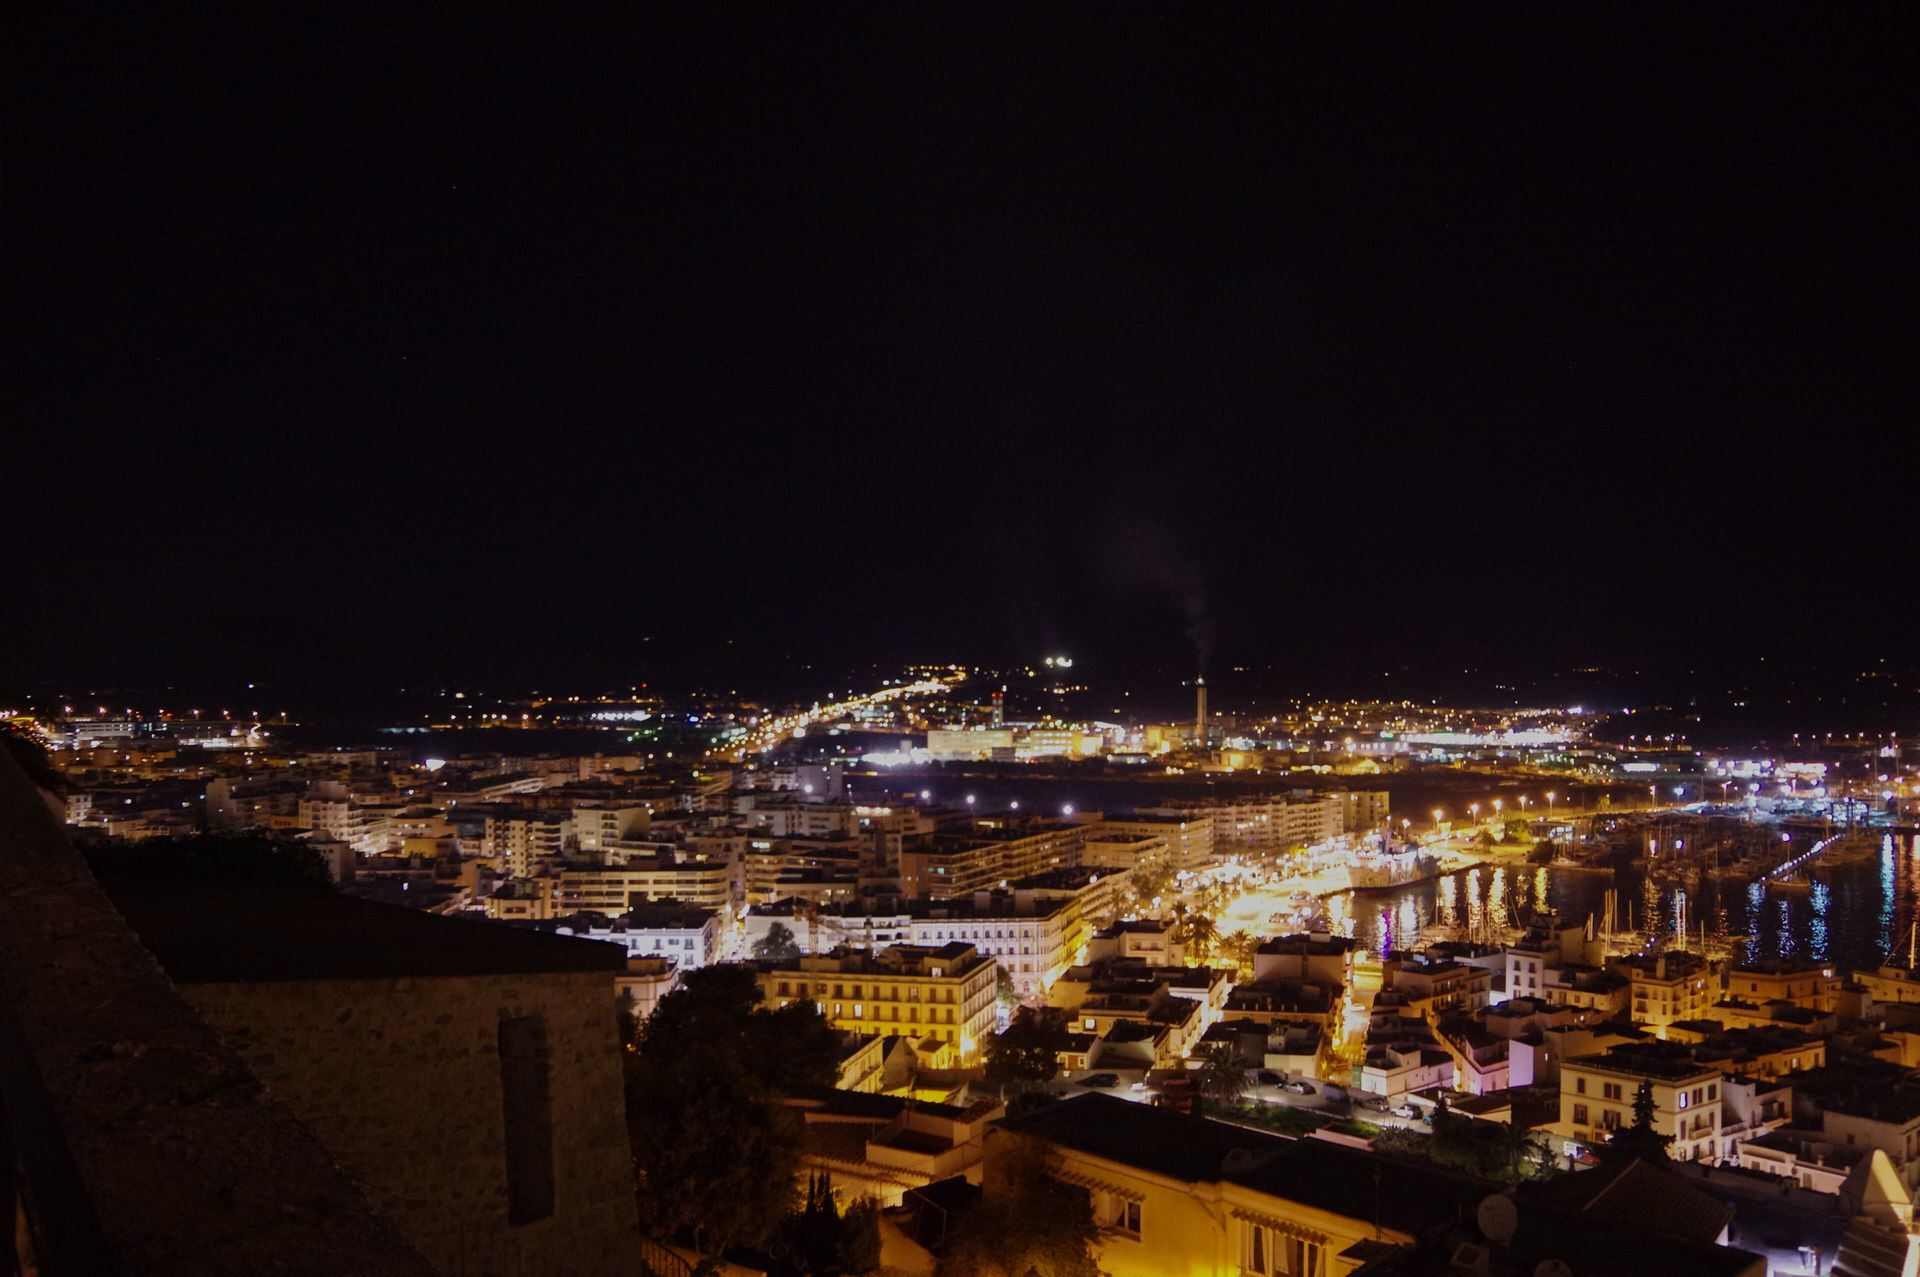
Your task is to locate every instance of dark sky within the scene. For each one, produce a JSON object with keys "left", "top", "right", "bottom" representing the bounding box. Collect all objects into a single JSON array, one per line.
[{"left": 7, "top": 6, "right": 1915, "bottom": 702}]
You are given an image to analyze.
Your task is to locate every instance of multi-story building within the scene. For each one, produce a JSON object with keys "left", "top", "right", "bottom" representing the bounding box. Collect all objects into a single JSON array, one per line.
[
  {"left": 1381, "top": 955, "right": 1493, "bottom": 1019},
  {"left": 1726, "top": 959, "right": 1840, "bottom": 1012},
  {"left": 738, "top": 795, "right": 861, "bottom": 839},
  {"left": 555, "top": 858, "right": 731, "bottom": 913},
  {"left": 1616, "top": 950, "right": 1721, "bottom": 1035},
  {"left": 1081, "top": 814, "right": 1213, "bottom": 868},
  {"left": 756, "top": 943, "right": 998, "bottom": 1064},
  {"left": 554, "top": 905, "right": 720, "bottom": 970},
  {"left": 485, "top": 810, "right": 569, "bottom": 878},
  {"left": 1079, "top": 829, "right": 1167, "bottom": 870},
  {"left": 969, "top": 823, "right": 1082, "bottom": 881},
  {"left": 1557, "top": 1042, "right": 1725, "bottom": 1164},
  {"left": 1781, "top": 1061, "right": 1920, "bottom": 1192},
  {"left": 1251, "top": 933, "right": 1357, "bottom": 989},
  {"left": 569, "top": 805, "right": 652, "bottom": 858},
  {"left": 909, "top": 869, "right": 1127, "bottom": 998},
  {"left": 987, "top": 1094, "right": 1700, "bottom": 1277}
]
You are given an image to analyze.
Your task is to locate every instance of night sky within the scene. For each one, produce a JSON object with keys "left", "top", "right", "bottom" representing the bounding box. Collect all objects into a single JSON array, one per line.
[{"left": 7, "top": 7, "right": 1914, "bottom": 707}]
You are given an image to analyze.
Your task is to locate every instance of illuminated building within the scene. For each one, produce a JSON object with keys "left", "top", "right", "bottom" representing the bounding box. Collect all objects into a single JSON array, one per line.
[{"left": 756, "top": 942, "right": 997, "bottom": 1064}]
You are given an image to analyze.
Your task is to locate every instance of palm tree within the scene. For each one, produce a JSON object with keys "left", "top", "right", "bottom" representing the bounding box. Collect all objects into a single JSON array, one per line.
[
  {"left": 1180, "top": 913, "right": 1218, "bottom": 964},
  {"left": 1197, "top": 1041, "right": 1249, "bottom": 1103},
  {"left": 1219, "top": 929, "right": 1256, "bottom": 978}
]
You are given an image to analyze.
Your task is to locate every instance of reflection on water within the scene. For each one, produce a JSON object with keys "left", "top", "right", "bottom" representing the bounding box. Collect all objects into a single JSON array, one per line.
[{"left": 1326, "top": 834, "right": 1920, "bottom": 973}]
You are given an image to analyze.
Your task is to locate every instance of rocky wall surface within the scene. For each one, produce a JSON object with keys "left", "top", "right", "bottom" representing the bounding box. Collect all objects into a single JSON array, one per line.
[
  {"left": 185, "top": 970, "right": 640, "bottom": 1277},
  {"left": 0, "top": 747, "right": 434, "bottom": 1275}
]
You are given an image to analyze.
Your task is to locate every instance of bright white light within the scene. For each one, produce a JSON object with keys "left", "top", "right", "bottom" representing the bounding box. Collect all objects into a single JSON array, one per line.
[{"left": 423, "top": 758, "right": 446, "bottom": 772}]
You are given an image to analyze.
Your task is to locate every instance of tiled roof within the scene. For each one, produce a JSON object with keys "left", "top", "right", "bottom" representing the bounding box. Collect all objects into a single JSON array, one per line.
[
  {"left": 994, "top": 1092, "right": 1288, "bottom": 1183},
  {"left": 1522, "top": 1158, "right": 1732, "bottom": 1243}
]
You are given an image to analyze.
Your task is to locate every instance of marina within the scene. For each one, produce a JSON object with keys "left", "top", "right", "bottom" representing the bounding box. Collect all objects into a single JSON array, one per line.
[{"left": 1319, "top": 830, "right": 1920, "bottom": 976}]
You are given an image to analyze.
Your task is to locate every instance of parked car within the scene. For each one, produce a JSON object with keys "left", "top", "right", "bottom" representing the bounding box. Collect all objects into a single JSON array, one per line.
[
  {"left": 1284, "top": 1081, "right": 1315, "bottom": 1095},
  {"left": 1077, "top": 1072, "right": 1120, "bottom": 1088},
  {"left": 1390, "top": 1103, "right": 1419, "bottom": 1119},
  {"left": 1256, "top": 1070, "right": 1282, "bottom": 1087},
  {"left": 1320, "top": 1083, "right": 1348, "bottom": 1102}
]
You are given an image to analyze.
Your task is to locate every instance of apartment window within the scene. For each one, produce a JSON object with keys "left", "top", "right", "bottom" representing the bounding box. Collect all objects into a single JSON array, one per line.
[
  {"left": 1603, "top": 1083, "right": 1622, "bottom": 1102},
  {"left": 1575, "top": 1077, "right": 1586, "bottom": 1095},
  {"left": 1602, "top": 1110, "right": 1621, "bottom": 1132},
  {"left": 497, "top": 1016, "right": 555, "bottom": 1225},
  {"left": 854, "top": 1004, "right": 862, "bottom": 1018},
  {"left": 1091, "top": 1190, "right": 1140, "bottom": 1238},
  {"left": 1573, "top": 1104, "right": 1589, "bottom": 1125},
  {"left": 1708, "top": 1084, "right": 1717, "bottom": 1101},
  {"left": 1678, "top": 1092, "right": 1689, "bottom": 1110},
  {"left": 1242, "top": 1222, "right": 1319, "bottom": 1275}
]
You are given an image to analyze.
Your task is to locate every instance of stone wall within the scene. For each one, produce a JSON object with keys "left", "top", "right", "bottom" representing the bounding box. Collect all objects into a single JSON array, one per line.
[
  {"left": 185, "top": 969, "right": 640, "bottom": 1277},
  {"left": 0, "top": 746, "right": 435, "bottom": 1275}
]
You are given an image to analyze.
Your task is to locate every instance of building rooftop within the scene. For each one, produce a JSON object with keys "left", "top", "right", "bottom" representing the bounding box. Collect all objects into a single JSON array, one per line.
[
  {"left": 1228, "top": 1138, "right": 1494, "bottom": 1239},
  {"left": 98, "top": 878, "right": 627, "bottom": 982},
  {"left": 994, "top": 1092, "right": 1289, "bottom": 1184},
  {"left": 1522, "top": 1158, "right": 1732, "bottom": 1243}
]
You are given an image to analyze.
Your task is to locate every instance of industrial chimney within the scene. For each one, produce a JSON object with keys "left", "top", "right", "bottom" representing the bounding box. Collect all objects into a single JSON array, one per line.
[{"left": 1194, "top": 677, "right": 1208, "bottom": 743}]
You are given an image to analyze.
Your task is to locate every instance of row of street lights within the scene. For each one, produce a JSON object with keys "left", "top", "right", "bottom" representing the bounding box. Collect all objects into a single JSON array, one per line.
[{"left": 1430, "top": 791, "right": 1560, "bottom": 829}]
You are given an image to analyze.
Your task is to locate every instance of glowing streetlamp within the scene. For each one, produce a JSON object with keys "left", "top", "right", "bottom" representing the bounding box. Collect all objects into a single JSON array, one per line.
[
  {"left": 1546, "top": 792, "right": 1556, "bottom": 821},
  {"left": 1469, "top": 803, "right": 1481, "bottom": 824},
  {"left": 1432, "top": 808, "right": 1444, "bottom": 829}
]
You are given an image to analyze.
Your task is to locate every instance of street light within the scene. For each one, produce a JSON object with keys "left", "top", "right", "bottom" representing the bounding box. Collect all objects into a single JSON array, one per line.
[
  {"left": 1433, "top": 808, "right": 1444, "bottom": 828},
  {"left": 1546, "top": 792, "right": 1556, "bottom": 821},
  {"left": 1470, "top": 803, "right": 1480, "bottom": 823}
]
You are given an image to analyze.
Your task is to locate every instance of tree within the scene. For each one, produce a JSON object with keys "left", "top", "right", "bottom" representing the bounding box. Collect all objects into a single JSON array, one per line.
[
  {"left": 1526, "top": 839, "right": 1556, "bottom": 865},
  {"left": 1196, "top": 1041, "right": 1248, "bottom": 1104},
  {"left": 615, "top": 988, "right": 640, "bottom": 1045},
  {"left": 1170, "top": 907, "right": 1217, "bottom": 964},
  {"left": 985, "top": 1007, "right": 1070, "bottom": 1093},
  {"left": 627, "top": 1044, "right": 805, "bottom": 1254},
  {"left": 754, "top": 921, "right": 802, "bottom": 962},
  {"left": 1128, "top": 864, "right": 1174, "bottom": 916},
  {"left": 1218, "top": 928, "right": 1257, "bottom": 977},
  {"left": 837, "top": 1196, "right": 883, "bottom": 1274},
  {"left": 638, "top": 965, "right": 839, "bottom": 1092},
  {"left": 995, "top": 964, "right": 1020, "bottom": 1013},
  {"left": 627, "top": 965, "right": 841, "bottom": 1253},
  {"left": 937, "top": 1137, "right": 1106, "bottom": 1277},
  {"left": 1600, "top": 1079, "right": 1674, "bottom": 1168}
]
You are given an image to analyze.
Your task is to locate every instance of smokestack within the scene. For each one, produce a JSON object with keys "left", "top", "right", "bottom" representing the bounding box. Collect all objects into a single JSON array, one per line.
[
  {"left": 992, "top": 688, "right": 1005, "bottom": 729},
  {"left": 1195, "top": 677, "right": 1208, "bottom": 743}
]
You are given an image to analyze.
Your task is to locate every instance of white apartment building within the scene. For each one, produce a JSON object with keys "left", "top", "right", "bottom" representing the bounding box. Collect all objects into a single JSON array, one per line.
[
  {"left": 569, "top": 805, "right": 652, "bottom": 858},
  {"left": 1557, "top": 1045, "right": 1725, "bottom": 1164}
]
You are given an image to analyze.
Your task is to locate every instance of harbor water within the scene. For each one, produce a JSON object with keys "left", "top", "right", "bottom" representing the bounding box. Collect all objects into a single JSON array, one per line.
[{"left": 1325, "top": 833, "right": 1920, "bottom": 974}]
